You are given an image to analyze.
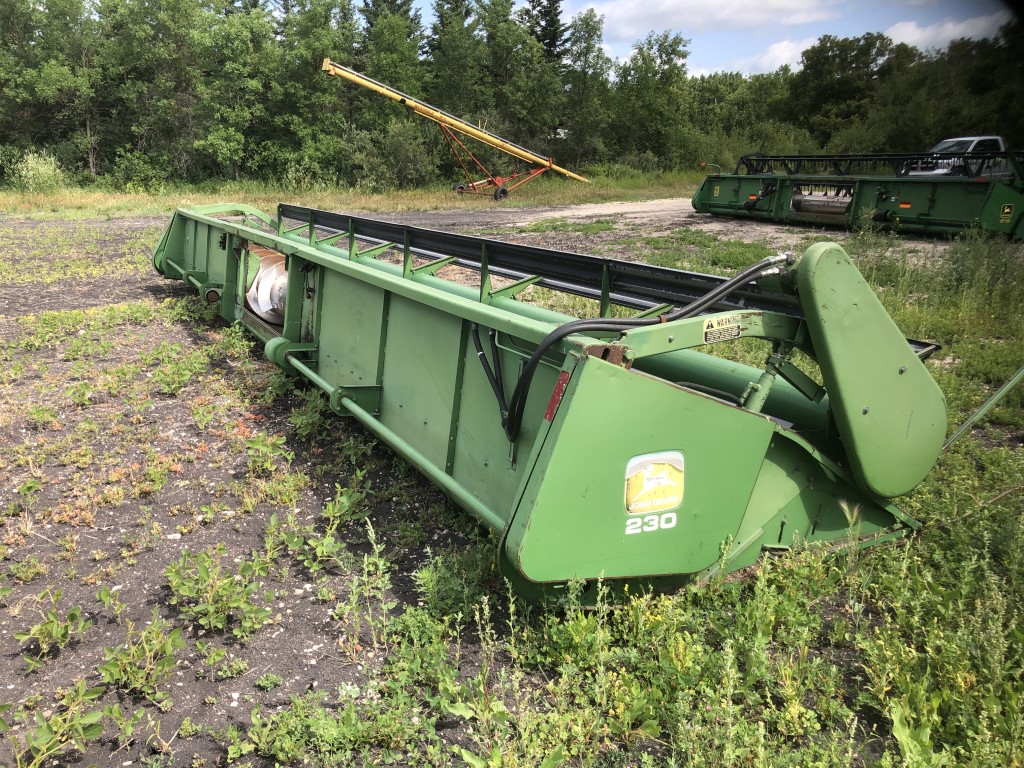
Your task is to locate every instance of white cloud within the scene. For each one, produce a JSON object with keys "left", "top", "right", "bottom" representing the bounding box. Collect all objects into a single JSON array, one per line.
[
  {"left": 578, "top": 0, "right": 841, "bottom": 45},
  {"left": 710, "top": 37, "right": 818, "bottom": 75},
  {"left": 751, "top": 37, "right": 820, "bottom": 72},
  {"left": 717, "top": 9, "right": 1014, "bottom": 75},
  {"left": 884, "top": 10, "right": 1013, "bottom": 51}
]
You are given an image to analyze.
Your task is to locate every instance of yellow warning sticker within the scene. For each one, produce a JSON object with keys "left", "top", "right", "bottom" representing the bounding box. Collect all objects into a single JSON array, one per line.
[
  {"left": 625, "top": 451, "right": 684, "bottom": 515},
  {"left": 703, "top": 315, "right": 741, "bottom": 344},
  {"left": 1001, "top": 203, "right": 1013, "bottom": 224},
  {"left": 713, "top": 185, "right": 720, "bottom": 198}
]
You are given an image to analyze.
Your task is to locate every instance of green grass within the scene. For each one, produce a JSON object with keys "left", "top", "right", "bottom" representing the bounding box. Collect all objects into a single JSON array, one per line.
[
  {"left": 848, "top": 226, "right": 1024, "bottom": 433},
  {"left": 0, "top": 196, "right": 1021, "bottom": 768},
  {"left": 520, "top": 218, "right": 618, "bottom": 235},
  {"left": 0, "top": 170, "right": 702, "bottom": 220},
  {"left": 0, "top": 223, "right": 159, "bottom": 283},
  {"left": 641, "top": 228, "right": 777, "bottom": 271}
]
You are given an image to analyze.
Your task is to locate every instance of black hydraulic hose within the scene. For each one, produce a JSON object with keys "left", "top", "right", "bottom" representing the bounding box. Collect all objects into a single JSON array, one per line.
[
  {"left": 662, "top": 256, "right": 784, "bottom": 321},
  {"left": 488, "top": 328, "right": 505, "bottom": 412},
  {"left": 501, "top": 254, "right": 789, "bottom": 442},
  {"left": 471, "top": 324, "right": 508, "bottom": 419}
]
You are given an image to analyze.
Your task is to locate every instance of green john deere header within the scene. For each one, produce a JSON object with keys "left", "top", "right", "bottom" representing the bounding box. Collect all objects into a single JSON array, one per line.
[
  {"left": 692, "top": 149, "right": 1024, "bottom": 239},
  {"left": 153, "top": 203, "right": 948, "bottom": 601}
]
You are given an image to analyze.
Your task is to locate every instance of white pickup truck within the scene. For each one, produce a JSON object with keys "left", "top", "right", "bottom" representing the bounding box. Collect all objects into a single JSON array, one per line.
[{"left": 905, "top": 135, "right": 1010, "bottom": 177}]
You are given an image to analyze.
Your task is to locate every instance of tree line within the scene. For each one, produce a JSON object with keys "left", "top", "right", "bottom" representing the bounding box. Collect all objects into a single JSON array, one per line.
[{"left": 1, "top": 0, "right": 1021, "bottom": 190}]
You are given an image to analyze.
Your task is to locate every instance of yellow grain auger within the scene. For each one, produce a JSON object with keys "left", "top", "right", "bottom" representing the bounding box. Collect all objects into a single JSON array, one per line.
[{"left": 321, "top": 58, "right": 588, "bottom": 199}]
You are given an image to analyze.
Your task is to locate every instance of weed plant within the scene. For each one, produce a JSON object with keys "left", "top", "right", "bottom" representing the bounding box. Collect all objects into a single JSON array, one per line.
[
  {"left": 0, "top": 196, "right": 1021, "bottom": 768},
  {"left": 98, "top": 610, "right": 184, "bottom": 704},
  {"left": 322, "top": 468, "right": 371, "bottom": 532},
  {"left": 413, "top": 539, "right": 496, "bottom": 622},
  {"left": 288, "top": 387, "right": 329, "bottom": 441},
  {"left": 1, "top": 680, "right": 105, "bottom": 768},
  {"left": 15, "top": 589, "right": 91, "bottom": 672},
  {"left": 850, "top": 226, "right": 1024, "bottom": 428},
  {"left": 163, "top": 545, "right": 271, "bottom": 639}
]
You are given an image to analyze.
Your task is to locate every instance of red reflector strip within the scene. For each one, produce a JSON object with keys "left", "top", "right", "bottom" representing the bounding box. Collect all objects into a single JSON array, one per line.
[
  {"left": 899, "top": 202, "right": 912, "bottom": 209},
  {"left": 544, "top": 371, "right": 571, "bottom": 422},
  {"left": 748, "top": 194, "right": 758, "bottom": 200}
]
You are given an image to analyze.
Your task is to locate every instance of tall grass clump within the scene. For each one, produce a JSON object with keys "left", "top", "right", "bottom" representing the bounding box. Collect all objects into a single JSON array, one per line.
[
  {"left": 7, "top": 150, "right": 70, "bottom": 193},
  {"left": 939, "top": 228, "right": 1024, "bottom": 325},
  {"left": 838, "top": 224, "right": 1024, "bottom": 767},
  {"left": 850, "top": 227, "right": 1024, "bottom": 426}
]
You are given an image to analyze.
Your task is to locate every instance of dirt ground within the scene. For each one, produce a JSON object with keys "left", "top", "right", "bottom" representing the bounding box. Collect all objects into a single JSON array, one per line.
[
  {"left": 384, "top": 196, "right": 842, "bottom": 250},
  {"left": 0, "top": 209, "right": 478, "bottom": 767},
  {"left": 0, "top": 198, "right": 940, "bottom": 767}
]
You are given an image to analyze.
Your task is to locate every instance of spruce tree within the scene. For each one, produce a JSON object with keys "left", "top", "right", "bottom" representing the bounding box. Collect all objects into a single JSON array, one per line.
[
  {"left": 425, "top": 0, "right": 487, "bottom": 117},
  {"left": 359, "top": 0, "right": 421, "bottom": 34},
  {"left": 518, "top": 0, "right": 565, "bottom": 63}
]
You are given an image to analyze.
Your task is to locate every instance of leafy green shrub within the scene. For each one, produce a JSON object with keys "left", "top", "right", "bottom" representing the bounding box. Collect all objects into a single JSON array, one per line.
[
  {"left": 9, "top": 554, "right": 49, "bottom": 582},
  {"left": 241, "top": 689, "right": 427, "bottom": 765},
  {"left": 110, "top": 147, "right": 170, "bottom": 192},
  {"left": 256, "top": 673, "right": 283, "bottom": 691},
  {"left": 266, "top": 126, "right": 372, "bottom": 190},
  {"left": 15, "top": 590, "right": 92, "bottom": 672},
  {"left": 216, "top": 658, "right": 249, "bottom": 680},
  {"left": 164, "top": 544, "right": 271, "bottom": 638},
  {"left": 98, "top": 609, "right": 184, "bottom": 703},
  {"left": 288, "top": 388, "right": 328, "bottom": 441},
  {"left": 0, "top": 144, "right": 24, "bottom": 183},
  {"left": 322, "top": 469, "right": 371, "bottom": 532},
  {"left": 354, "top": 119, "right": 439, "bottom": 191},
  {"left": 264, "top": 511, "right": 351, "bottom": 576},
  {"left": 384, "top": 607, "right": 455, "bottom": 691},
  {"left": 4, "top": 679, "right": 105, "bottom": 767},
  {"left": 7, "top": 150, "right": 69, "bottom": 193},
  {"left": 245, "top": 431, "right": 294, "bottom": 477},
  {"left": 412, "top": 540, "right": 494, "bottom": 621}
]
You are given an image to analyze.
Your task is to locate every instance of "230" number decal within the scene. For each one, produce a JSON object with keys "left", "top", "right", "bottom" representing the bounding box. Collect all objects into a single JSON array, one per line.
[{"left": 625, "top": 512, "right": 677, "bottom": 535}]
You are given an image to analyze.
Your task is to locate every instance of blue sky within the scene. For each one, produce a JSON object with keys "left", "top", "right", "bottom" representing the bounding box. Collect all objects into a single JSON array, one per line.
[
  {"left": 413, "top": 0, "right": 1014, "bottom": 76},
  {"left": 566, "top": 0, "right": 1015, "bottom": 74}
]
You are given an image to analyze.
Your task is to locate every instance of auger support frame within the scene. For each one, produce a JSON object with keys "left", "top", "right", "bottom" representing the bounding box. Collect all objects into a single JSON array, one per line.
[{"left": 154, "top": 203, "right": 946, "bottom": 600}]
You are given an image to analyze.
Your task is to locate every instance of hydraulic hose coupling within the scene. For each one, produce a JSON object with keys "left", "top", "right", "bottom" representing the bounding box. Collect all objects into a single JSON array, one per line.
[{"left": 752, "top": 252, "right": 793, "bottom": 281}]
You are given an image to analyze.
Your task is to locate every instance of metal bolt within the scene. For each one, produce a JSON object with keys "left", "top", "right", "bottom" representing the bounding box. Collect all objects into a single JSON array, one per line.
[
  {"left": 898, "top": 366, "right": 906, "bottom": 375},
  {"left": 862, "top": 407, "right": 870, "bottom": 415},
  {"left": 667, "top": 336, "right": 675, "bottom": 343}
]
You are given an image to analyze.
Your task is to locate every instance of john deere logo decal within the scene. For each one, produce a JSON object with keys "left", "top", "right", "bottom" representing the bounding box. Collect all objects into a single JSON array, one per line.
[{"left": 625, "top": 451, "right": 684, "bottom": 514}]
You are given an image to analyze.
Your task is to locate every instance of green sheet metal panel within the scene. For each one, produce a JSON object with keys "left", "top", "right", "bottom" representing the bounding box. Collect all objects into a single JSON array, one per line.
[
  {"left": 724, "top": 433, "right": 913, "bottom": 572},
  {"left": 379, "top": 295, "right": 465, "bottom": 471},
  {"left": 977, "top": 181, "right": 1024, "bottom": 237},
  {"left": 184, "top": 219, "right": 208, "bottom": 276},
  {"left": 691, "top": 175, "right": 793, "bottom": 221},
  {"left": 504, "top": 357, "right": 777, "bottom": 583},
  {"left": 795, "top": 242, "right": 946, "bottom": 498},
  {"left": 156, "top": 213, "right": 232, "bottom": 291},
  {"left": 450, "top": 336, "right": 533, "bottom": 525},
  {"left": 317, "top": 270, "right": 386, "bottom": 388},
  {"left": 634, "top": 349, "right": 830, "bottom": 441},
  {"left": 874, "top": 177, "right": 990, "bottom": 231},
  {"left": 151, "top": 212, "right": 184, "bottom": 275}
]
